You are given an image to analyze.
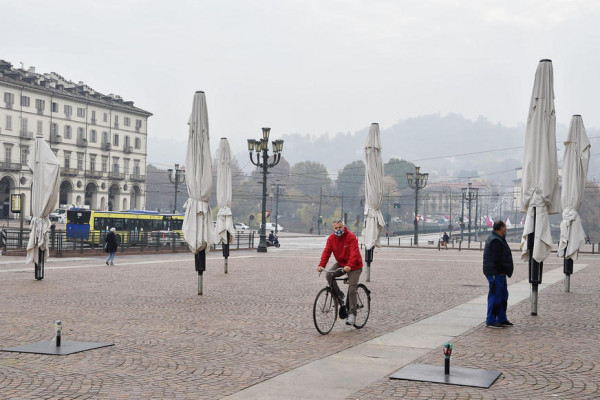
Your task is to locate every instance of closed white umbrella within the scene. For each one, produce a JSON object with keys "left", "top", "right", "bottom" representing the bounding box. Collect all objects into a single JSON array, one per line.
[
  {"left": 216, "top": 137, "right": 235, "bottom": 273},
  {"left": 520, "top": 59, "right": 560, "bottom": 314},
  {"left": 361, "top": 123, "right": 385, "bottom": 282},
  {"left": 182, "top": 91, "right": 216, "bottom": 294},
  {"left": 26, "top": 136, "right": 60, "bottom": 280},
  {"left": 558, "top": 115, "right": 590, "bottom": 292},
  {"left": 558, "top": 115, "right": 590, "bottom": 259}
]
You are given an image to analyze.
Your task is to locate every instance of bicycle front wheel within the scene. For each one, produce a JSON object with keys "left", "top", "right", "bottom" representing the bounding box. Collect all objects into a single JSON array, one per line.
[
  {"left": 313, "top": 287, "right": 338, "bottom": 335},
  {"left": 353, "top": 284, "right": 371, "bottom": 329}
]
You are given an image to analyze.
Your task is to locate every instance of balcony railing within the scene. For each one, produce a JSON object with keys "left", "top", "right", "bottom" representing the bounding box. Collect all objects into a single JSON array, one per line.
[
  {"left": 124, "top": 145, "right": 133, "bottom": 154},
  {"left": 108, "top": 172, "right": 125, "bottom": 180},
  {"left": 50, "top": 134, "right": 62, "bottom": 144},
  {"left": 60, "top": 168, "right": 79, "bottom": 177},
  {"left": 19, "top": 130, "right": 33, "bottom": 139},
  {"left": 76, "top": 138, "right": 87, "bottom": 147},
  {"left": 0, "top": 162, "right": 22, "bottom": 172},
  {"left": 129, "top": 174, "right": 146, "bottom": 182},
  {"left": 91, "top": 118, "right": 97, "bottom": 125},
  {"left": 85, "top": 170, "right": 104, "bottom": 179},
  {"left": 102, "top": 143, "right": 111, "bottom": 151}
]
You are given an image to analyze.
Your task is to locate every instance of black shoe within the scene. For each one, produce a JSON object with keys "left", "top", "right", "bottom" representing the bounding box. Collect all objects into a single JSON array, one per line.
[
  {"left": 486, "top": 323, "right": 504, "bottom": 329},
  {"left": 499, "top": 321, "right": 514, "bottom": 326}
]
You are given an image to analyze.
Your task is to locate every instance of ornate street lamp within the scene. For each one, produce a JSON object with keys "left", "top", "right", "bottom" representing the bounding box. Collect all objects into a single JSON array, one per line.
[
  {"left": 248, "top": 127, "right": 284, "bottom": 252},
  {"left": 443, "top": 186, "right": 453, "bottom": 235},
  {"left": 461, "top": 182, "right": 479, "bottom": 247},
  {"left": 167, "top": 163, "right": 185, "bottom": 214},
  {"left": 406, "top": 166, "right": 428, "bottom": 245}
]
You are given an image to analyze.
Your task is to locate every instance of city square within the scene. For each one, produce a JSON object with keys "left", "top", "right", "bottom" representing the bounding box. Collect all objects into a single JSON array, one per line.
[{"left": 1, "top": 237, "right": 599, "bottom": 399}]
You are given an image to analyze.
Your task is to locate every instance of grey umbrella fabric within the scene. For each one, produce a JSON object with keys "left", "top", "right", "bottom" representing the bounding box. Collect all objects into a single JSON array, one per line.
[
  {"left": 520, "top": 60, "right": 560, "bottom": 263},
  {"left": 216, "top": 138, "right": 235, "bottom": 243},
  {"left": 182, "top": 91, "right": 216, "bottom": 253},
  {"left": 362, "top": 123, "right": 385, "bottom": 250},
  {"left": 558, "top": 115, "right": 591, "bottom": 259},
  {"left": 26, "top": 136, "right": 60, "bottom": 264}
]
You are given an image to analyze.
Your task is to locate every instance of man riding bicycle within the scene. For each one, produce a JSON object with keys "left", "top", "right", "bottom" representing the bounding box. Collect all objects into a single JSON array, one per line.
[{"left": 317, "top": 219, "right": 363, "bottom": 326}]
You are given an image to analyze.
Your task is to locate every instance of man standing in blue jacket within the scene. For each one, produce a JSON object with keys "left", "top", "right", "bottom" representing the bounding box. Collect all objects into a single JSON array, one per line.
[{"left": 483, "top": 220, "right": 514, "bottom": 328}]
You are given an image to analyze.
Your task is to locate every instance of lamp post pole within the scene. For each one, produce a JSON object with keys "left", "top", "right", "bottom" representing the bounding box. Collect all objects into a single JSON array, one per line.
[
  {"left": 248, "top": 128, "right": 284, "bottom": 253},
  {"left": 167, "top": 163, "right": 185, "bottom": 214},
  {"left": 271, "top": 183, "right": 285, "bottom": 235},
  {"left": 443, "top": 186, "right": 452, "bottom": 234},
  {"left": 406, "top": 166, "right": 428, "bottom": 246},
  {"left": 462, "top": 182, "right": 479, "bottom": 247}
]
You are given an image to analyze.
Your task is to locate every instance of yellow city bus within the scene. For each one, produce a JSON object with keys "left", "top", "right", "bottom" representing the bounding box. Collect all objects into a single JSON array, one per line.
[{"left": 66, "top": 209, "right": 184, "bottom": 245}]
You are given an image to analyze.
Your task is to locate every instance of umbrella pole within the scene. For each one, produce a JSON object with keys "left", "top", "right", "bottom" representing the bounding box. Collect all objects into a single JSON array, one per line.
[
  {"left": 222, "top": 233, "right": 230, "bottom": 274},
  {"left": 35, "top": 248, "right": 45, "bottom": 280},
  {"left": 528, "top": 207, "right": 542, "bottom": 316},
  {"left": 195, "top": 250, "right": 206, "bottom": 295},
  {"left": 365, "top": 248, "right": 374, "bottom": 282},
  {"left": 563, "top": 245, "right": 573, "bottom": 292}
]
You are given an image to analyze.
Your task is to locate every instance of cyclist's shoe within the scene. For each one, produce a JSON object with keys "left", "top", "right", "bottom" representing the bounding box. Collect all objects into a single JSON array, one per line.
[
  {"left": 346, "top": 313, "right": 355, "bottom": 326},
  {"left": 338, "top": 297, "right": 345, "bottom": 307}
]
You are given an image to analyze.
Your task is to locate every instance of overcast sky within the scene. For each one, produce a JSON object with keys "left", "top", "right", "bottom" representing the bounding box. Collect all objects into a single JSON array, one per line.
[{"left": 2, "top": 0, "right": 599, "bottom": 168}]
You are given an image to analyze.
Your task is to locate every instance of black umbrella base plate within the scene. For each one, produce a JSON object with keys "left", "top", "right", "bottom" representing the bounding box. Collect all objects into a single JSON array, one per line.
[
  {"left": 1, "top": 340, "right": 114, "bottom": 355},
  {"left": 389, "top": 363, "right": 501, "bottom": 388}
]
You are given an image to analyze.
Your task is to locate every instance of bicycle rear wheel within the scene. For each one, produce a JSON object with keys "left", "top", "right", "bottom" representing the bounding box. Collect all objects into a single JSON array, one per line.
[
  {"left": 313, "top": 287, "right": 338, "bottom": 335},
  {"left": 353, "top": 284, "right": 371, "bottom": 329}
]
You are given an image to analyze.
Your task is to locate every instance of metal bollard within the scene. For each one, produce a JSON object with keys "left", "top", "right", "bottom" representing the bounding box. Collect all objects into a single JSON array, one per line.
[
  {"left": 443, "top": 342, "right": 452, "bottom": 375},
  {"left": 55, "top": 320, "right": 62, "bottom": 347}
]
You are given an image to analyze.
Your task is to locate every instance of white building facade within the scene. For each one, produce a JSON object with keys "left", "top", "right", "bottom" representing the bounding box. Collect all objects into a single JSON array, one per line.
[{"left": 0, "top": 60, "right": 152, "bottom": 219}]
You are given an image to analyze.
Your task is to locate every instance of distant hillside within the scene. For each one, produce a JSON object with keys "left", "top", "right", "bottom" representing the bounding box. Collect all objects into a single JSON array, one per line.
[{"left": 238, "top": 113, "right": 598, "bottom": 186}]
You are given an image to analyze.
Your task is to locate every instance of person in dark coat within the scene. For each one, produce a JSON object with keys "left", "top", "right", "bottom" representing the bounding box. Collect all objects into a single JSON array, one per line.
[
  {"left": 483, "top": 220, "right": 514, "bottom": 328},
  {"left": 105, "top": 227, "right": 119, "bottom": 266}
]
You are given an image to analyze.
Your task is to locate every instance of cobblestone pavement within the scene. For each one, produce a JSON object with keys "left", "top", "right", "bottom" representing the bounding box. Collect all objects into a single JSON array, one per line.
[{"left": 0, "top": 246, "right": 598, "bottom": 399}]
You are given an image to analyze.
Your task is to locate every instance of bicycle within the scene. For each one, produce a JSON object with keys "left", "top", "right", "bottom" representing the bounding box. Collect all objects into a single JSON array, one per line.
[{"left": 313, "top": 268, "right": 371, "bottom": 335}]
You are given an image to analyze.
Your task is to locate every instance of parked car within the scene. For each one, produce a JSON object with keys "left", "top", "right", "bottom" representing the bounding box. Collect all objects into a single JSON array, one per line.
[
  {"left": 265, "top": 222, "right": 284, "bottom": 232},
  {"left": 149, "top": 230, "right": 183, "bottom": 247},
  {"left": 49, "top": 209, "right": 67, "bottom": 223},
  {"left": 234, "top": 222, "right": 250, "bottom": 231}
]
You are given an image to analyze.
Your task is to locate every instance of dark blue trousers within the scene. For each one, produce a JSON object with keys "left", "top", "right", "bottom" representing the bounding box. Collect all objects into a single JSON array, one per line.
[{"left": 486, "top": 274, "right": 508, "bottom": 325}]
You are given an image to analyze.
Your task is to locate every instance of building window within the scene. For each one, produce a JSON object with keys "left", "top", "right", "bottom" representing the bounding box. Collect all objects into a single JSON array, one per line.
[
  {"left": 64, "top": 105, "right": 72, "bottom": 118},
  {"left": 101, "top": 156, "right": 108, "bottom": 172},
  {"left": 133, "top": 160, "right": 140, "bottom": 175},
  {"left": 20, "top": 147, "right": 29, "bottom": 165},
  {"left": 64, "top": 151, "right": 71, "bottom": 169},
  {"left": 113, "top": 134, "right": 119, "bottom": 146},
  {"left": 4, "top": 146, "right": 12, "bottom": 163},
  {"left": 114, "top": 115, "right": 119, "bottom": 128},
  {"left": 64, "top": 125, "right": 72, "bottom": 139},
  {"left": 112, "top": 157, "right": 119, "bottom": 173},
  {"left": 52, "top": 102, "right": 59, "bottom": 113},
  {"left": 77, "top": 153, "right": 84, "bottom": 170},
  {"left": 91, "top": 110, "right": 96, "bottom": 123},
  {"left": 20, "top": 118, "right": 28, "bottom": 134},
  {"left": 135, "top": 119, "right": 142, "bottom": 129},
  {"left": 37, "top": 120, "right": 43, "bottom": 134},
  {"left": 124, "top": 158, "right": 130, "bottom": 173},
  {"left": 6, "top": 115, "right": 12, "bottom": 131},
  {"left": 77, "top": 107, "right": 85, "bottom": 118},
  {"left": 134, "top": 137, "right": 141, "bottom": 149},
  {"left": 125, "top": 135, "right": 131, "bottom": 148},
  {"left": 51, "top": 123, "right": 58, "bottom": 136},
  {"left": 124, "top": 117, "right": 130, "bottom": 127},
  {"left": 90, "top": 130, "right": 97, "bottom": 143},
  {"left": 103, "top": 112, "right": 108, "bottom": 122},
  {"left": 20, "top": 95, "right": 30, "bottom": 107},
  {"left": 4, "top": 92, "right": 14, "bottom": 108},
  {"left": 77, "top": 127, "right": 85, "bottom": 143},
  {"left": 90, "top": 155, "right": 96, "bottom": 171},
  {"left": 102, "top": 131, "right": 109, "bottom": 145},
  {"left": 35, "top": 99, "right": 45, "bottom": 113}
]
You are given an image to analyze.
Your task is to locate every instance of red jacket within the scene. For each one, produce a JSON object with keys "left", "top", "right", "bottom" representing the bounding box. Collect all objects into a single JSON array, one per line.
[{"left": 319, "top": 227, "right": 363, "bottom": 270}]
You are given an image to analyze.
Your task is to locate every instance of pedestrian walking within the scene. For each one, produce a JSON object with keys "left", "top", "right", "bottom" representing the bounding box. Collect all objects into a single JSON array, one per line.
[
  {"left": 483, "top": 220, "right": 514, "bottom": 328},
  {"left": 104, "top": 227, "right": 119, "bottom": 266}
]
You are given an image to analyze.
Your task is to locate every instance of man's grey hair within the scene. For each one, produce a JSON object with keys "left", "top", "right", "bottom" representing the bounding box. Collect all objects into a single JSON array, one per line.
[{"left": 333, "top": 219, "right": 344, "bottom": 225}]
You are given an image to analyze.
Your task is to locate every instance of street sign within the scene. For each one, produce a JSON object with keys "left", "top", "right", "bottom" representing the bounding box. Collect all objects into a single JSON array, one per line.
[{"left": 11, "top": 194, "right": 22, "bottom": 213}]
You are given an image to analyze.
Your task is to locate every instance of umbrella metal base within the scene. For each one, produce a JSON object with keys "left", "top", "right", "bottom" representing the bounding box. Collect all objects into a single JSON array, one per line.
[
  {"left": 2, "top": 340, "right": 114, "bottom": 355},
  {"left": 389, "top": 363, "right": 501, "bottom": 388}
]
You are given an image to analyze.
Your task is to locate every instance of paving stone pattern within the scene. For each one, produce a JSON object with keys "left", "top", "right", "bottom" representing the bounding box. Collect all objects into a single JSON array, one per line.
[{"left": 0, "top": 248, "right": 598, "bottom": 399}]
